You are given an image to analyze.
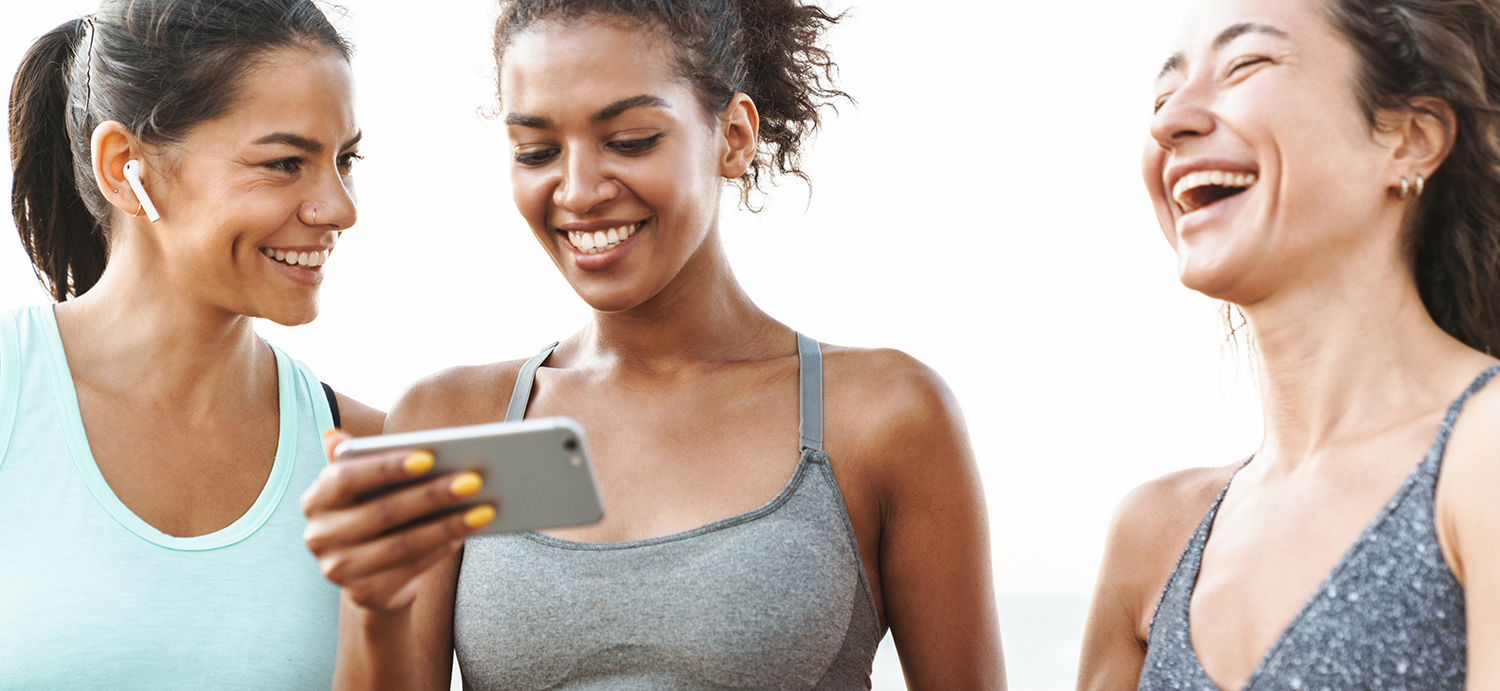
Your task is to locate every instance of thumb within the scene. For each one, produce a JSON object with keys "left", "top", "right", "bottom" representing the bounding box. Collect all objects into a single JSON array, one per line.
[{"left": 322, "top": 428, "right": 351, "bottom": 463}]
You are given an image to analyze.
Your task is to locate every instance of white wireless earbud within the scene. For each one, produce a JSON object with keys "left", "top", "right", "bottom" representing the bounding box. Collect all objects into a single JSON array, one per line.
[{"left": 122, "top": 159, "right": 160, "bottom": 222}]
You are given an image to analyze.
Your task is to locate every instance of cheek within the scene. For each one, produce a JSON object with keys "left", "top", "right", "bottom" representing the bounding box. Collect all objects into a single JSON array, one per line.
[{"left": 1140, "top": 140, "right": 1177, "bottom": 248}]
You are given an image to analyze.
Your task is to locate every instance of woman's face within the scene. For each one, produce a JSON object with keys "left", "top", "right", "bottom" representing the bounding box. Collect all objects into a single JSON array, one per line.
[
  {"left": 499, "top": 18, "right": 731, "bottom": 313},
  {"left": 133, "top": 46, "right": 359, "bottom": 326},
  {"left": 1144, "top": 0, "right": 1395, "bottom": 305}
]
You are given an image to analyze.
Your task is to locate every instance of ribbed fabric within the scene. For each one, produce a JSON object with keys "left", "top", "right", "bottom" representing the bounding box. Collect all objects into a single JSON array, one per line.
[
  {"left": 0, "top": 306, "right": 340, "bottom": 689},
  {"left": 1139, "top": 365, "right": 1498, "bottom": 691},
  {"left": 455, "top": 333, "right": 882, "bottom": 690}
]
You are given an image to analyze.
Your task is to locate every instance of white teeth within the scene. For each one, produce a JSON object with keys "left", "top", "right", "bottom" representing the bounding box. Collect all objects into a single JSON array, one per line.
[
  {"left": 565, "top": 223, "right": 642, "bottom": 254},
  {"left": 1171, "top": 170, "right": 1259, "bottom": 210},
  {"left": 262, "top": 248, "right": 331, "bottom": 268}
]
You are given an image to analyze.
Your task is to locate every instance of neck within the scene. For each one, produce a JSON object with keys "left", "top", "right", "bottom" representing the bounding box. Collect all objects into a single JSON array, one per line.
[
  {"left": 580, "top": 230, "right": 789, "bottom": 374},
  {"left": 1243, "top": 246, "right": 1482, "bottom": 469},
  {"left": 53, "top": 238, "right": 270, "bottom": 404}
]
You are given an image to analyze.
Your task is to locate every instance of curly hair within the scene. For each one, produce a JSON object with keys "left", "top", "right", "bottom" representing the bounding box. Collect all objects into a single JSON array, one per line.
[
  {"left": 492, "top": 0, "right": 850, "bottom": 206},
  {"left": 1328, "top": 0, "right": 1500, "bottom": 355}
]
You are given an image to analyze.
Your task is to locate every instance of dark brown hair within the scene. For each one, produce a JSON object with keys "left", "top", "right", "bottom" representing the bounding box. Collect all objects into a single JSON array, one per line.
[
  {"left": 492, "top": 0, "right": 849, "bottom": 205},
  {"left": 8, "top": 0, "right": 351, "bottom": 302},
  {"left": 1328, "top": 0, "right": 1500, "bottom": 354}
]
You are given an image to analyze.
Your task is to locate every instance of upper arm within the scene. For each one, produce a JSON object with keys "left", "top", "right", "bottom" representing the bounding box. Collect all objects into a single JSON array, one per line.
[
  {"left": 334, "top": 392, "right": 386, "bottom": 438},
  {"left": 1076, "top": 467, "right": 1231, "bottom": 691},
  {"left": 827, "top": 349, "right": 1004, "bottom": 689},
  {"left": 1435, "top": 383, "right": 1500, "bottom": 686}
]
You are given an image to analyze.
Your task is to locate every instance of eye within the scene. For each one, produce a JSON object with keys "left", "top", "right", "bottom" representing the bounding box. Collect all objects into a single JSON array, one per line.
[
  {"left": 515, "top": 147, "right": 559, "bottom": 167},
  {"left": 1153, "top": 93, "right": 1172, "bottom": 115},
  {"left": 338, "top": 152, "right": 363, "bottom": 174},
  {"left": 1223, "top": 55, "right": 1269, "bottom": 79},
  {"left": 608, "top": 134, "right": 663, "bottom": 155},
  {"left": 265, "top": 158, "right": 303, "bottom": 175}
]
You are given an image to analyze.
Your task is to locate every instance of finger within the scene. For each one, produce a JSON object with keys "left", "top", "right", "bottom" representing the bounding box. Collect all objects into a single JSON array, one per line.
[
  {"left": 316, "top": 505, "right": 493, "bottom": 586},
  {"left": 322, "top": 428, "right": 347, "bottom": 462},
  {"left": 301, "top": 447, "right": 437, "bottom": 514},
  {"left": 304, "top": 470, "right": 486, "bottom": 550}
]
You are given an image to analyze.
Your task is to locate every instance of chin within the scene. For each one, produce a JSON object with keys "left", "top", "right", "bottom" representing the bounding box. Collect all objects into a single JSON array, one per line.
[{"left": 259, "top": 300, "right": 321, "bottom": 327}]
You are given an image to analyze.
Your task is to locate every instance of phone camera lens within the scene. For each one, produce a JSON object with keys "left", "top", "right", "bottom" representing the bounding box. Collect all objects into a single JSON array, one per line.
[{"left": 562, "top": 437, "right": 578, "bottom": 452}]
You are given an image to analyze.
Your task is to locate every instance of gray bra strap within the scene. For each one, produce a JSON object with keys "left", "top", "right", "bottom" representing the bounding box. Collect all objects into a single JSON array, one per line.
[
  {"left": 505, "top": 342, "right": 560, "bottom": 422},
  {"left": 796, "top": 332, "right": 823, "bottom": 451}
]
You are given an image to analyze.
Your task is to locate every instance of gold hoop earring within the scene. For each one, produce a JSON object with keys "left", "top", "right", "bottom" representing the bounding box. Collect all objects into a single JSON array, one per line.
[
  {"left": 1414, "top": 174, "right": 1425, "bottom": 198},
  {"left": 1398, "top": 177, "right": 1410, "bottom": 200}
]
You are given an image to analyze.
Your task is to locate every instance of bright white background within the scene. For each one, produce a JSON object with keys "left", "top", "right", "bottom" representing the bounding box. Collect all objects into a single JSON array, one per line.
[{"left": 2, "top": 0, "right": 1263, "bottom": 688}]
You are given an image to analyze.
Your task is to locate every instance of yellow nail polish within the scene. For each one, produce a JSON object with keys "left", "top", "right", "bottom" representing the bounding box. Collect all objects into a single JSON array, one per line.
[
  {"left": 403, "top": 450, "right": 434, "bottom": 474},
  {"left": 450, "top": 471, "right": 482, "bottom": 497},
  {"left": 464, "top": 504, "right": 496, "bottom": 529}
]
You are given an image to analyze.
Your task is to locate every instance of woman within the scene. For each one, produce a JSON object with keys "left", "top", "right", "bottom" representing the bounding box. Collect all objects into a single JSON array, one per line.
[
  {"left": 0, "top": 0, "right": 381, "bottom": 687},
  {"left": 300, "top": 0, "right": 1005, "bottom": 688},
  {"left": 1078, "top": 0, "right": 1500, "bottom": 688}
]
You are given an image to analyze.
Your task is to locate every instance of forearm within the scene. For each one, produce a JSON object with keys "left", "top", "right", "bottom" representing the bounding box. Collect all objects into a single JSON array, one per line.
[{"left": 332, "top": 599, "right": 424, "bottom": 691}]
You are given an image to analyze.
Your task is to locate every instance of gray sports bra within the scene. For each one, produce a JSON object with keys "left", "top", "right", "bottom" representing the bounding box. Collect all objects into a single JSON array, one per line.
[
  {"left": 1138, "top": 365, "right": 1499, "bottom": 691},
  {"left": 453, "top": 333, "right": 882, "bottom": 690}
]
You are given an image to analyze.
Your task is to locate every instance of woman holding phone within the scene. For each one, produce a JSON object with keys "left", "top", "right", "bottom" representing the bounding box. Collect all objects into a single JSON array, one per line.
[
  {"left": 1078, "top": 0, "right": 1500, "bottom": 688},
  {"left": 300, "top": 0, "right": 1004, "bottom": 688},
  {"left": 0, "top": 0, "right": 380, "bottom": 686}
]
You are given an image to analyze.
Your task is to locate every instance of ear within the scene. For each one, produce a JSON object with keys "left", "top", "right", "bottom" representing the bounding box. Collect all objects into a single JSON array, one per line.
[
  {"left": 717, "top": 92, "right": 759, "bottom": 179},
  {"left": 1379, "top": 96, "right": 1456, "bottom": 187},
  {"left": 89, "top": 121, "right": 151, "bottom": 219}
]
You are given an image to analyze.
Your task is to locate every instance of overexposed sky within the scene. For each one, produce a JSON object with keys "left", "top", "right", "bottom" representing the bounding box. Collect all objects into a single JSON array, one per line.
[{"left": 1, "top": 0, "right": 1259, "bottom": 607}]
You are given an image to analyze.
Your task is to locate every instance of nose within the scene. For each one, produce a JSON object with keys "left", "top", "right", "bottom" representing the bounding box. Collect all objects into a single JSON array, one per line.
[
  {"left": 1149, "top": 79, "right": 1216, "bottom": 150},
  {"left": 301, "top": 168, "right": 357, "bottom": 231},
  {"left": 554, "top": 147, "right": 619, "bottom": 213}
]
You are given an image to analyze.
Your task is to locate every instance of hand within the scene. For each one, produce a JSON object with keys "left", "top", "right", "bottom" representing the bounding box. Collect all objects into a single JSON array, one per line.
[{"left": 301, "top": 430, "right": 495, "bottom": 613}]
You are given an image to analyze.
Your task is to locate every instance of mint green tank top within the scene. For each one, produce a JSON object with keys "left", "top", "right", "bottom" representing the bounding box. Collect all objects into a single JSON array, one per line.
[{"left": 0, "top": 306, "right": 340, "bottom": 689}]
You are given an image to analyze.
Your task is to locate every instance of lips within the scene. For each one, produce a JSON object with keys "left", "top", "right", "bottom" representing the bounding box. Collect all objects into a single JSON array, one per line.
[{"left": 1171, "top": 169, "right": 1258, "bottom": 213}]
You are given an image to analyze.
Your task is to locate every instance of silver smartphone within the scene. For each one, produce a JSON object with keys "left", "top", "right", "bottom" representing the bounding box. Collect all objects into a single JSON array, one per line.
[{"left": 332, "top": 417, "right": 604, "bottom": 536}]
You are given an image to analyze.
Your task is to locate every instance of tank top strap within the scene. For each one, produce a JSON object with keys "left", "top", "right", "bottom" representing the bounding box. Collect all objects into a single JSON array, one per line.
[
  {"left": 1426, "top": 364, "right": 1500, "bottom": 472},
  {"left": 796, "top": 332, "right": 823, "bottom": 452},
  {"left": 505, "top": 342, "right": 560, "bottom": 422}
]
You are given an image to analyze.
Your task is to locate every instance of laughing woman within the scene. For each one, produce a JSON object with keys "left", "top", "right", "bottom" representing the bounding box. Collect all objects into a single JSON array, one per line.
[
  {"left": 0, "top": 0, "right": 380, "bottom": 687},
  {"left": 300, "top": 0, "right": 1004, "bottom": 689},
  {"left": 1079, "top": 0, "right": 1500, "bottom": 689}
]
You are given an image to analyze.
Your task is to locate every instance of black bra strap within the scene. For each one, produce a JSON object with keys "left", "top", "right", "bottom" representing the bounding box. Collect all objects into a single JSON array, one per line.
[
  {"left": 506, "top": 343, "right": 560, "bottom": 422},
  {"left": 320, "top": 381, "right": 341, "bottom": 429}
]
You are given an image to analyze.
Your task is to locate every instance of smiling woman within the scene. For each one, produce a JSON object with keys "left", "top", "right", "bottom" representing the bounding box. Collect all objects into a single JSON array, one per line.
[
  {"left": 1079, "top": 0, "right": 1500, "bottom": 689},
  {"left": 0, "top": 0, "right": 383, "bottom": 687}
]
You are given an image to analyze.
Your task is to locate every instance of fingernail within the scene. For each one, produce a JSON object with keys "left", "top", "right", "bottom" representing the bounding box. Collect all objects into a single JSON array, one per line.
[
  {"left": 450, "top": 471, "right": 482, "bottom": 497},
  {"left": 323, "top": 428, "right": 340, "bottom": 440},
  {"left": 404, "top": 450, "right": 435, "bottom": 474},
  {"left": 464, "top": 504, "right": 496, "bottom": 528}
]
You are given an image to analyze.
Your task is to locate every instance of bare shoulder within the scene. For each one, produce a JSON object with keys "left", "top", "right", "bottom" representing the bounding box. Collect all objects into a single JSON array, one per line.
[
  {"left": 1099, "top": 463, "right": 1241, "bottom": 638},
  {"left": 333, "top": 392, "right": 386, "bottom": 438},
  {"left": 1434, "top": 362, "right": 1500, "bottom": 582},
  {"left": 385, "top": 359, "right": 532, "bottom": 434},
  {"left": 819, "top": 344, "right": 964, "bottom": 455}
]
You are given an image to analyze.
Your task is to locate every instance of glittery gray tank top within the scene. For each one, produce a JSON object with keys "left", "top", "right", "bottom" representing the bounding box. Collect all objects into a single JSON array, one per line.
[
  {"left": 453, "top": 333, "right": 882, "bottom": 690},
  {"left": 1139, "top": 365, "right": 1499, "bottom": 691}
]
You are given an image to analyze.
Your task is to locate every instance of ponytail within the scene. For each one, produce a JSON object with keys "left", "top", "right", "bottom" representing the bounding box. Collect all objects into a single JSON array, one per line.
[{"left": 9, "top": 19, "right": 107, "bottom": 302}]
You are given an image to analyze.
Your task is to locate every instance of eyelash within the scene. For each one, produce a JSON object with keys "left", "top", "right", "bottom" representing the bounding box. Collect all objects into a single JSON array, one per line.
[
  {"left": 1152, "top": 55, "right": 1270, "bottom": 114},
  {"left": 514, "top": 134, "right": 665, "bottom": 167},
  {"left": 338, "top": 152, "right": 363, "bottom": 173},
  {"left": 264, "top": 153, "right": 363, "bottom": 175}
]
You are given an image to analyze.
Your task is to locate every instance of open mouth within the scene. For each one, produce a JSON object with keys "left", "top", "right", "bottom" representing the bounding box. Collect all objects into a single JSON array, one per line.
[
  {"left": 561, "top": 220, "right": 646, "bottom": 255},
  {"left": 260, "top": 247, "right": 330, "bottom": 268},
  {"left": 1172, "top": 170, "right": 1258, "bottom": 213}
]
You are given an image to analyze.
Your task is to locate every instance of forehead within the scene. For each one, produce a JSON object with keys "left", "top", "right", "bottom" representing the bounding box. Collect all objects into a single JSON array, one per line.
[
  {"left": 499, "top": 18, "right": 688, "bottom": 116},
  {"left": 195, "top": 46, "right": 357, "bottom": 143},
  {"left": 1169, "top": 0, "right": 1329, "bottom": 62}
]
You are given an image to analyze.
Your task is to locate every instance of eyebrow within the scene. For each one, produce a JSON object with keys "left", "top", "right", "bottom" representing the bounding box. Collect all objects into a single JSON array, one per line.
[
  {"left": 504, "top": 95, "right": 672, "bottom": 129},
  {"left": 252, "top": 130, "right": 363, "bottom": 153},
  {"left": 1156, "top": 22, "right": 1290, "bottom": 81}
]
